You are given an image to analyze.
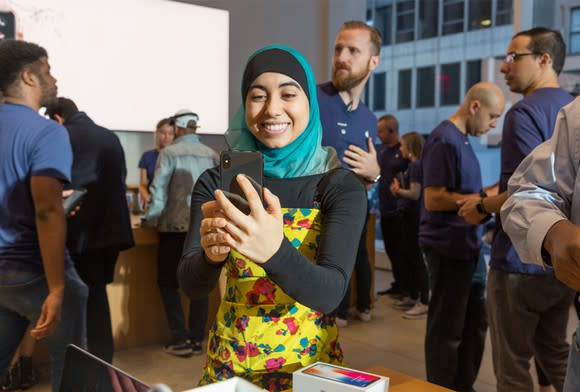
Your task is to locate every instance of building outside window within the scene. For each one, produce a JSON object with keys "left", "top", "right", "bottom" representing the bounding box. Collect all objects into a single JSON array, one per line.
[
  {"left": 373, "top": 72, "right": 386, "bottom": 111},
  {"left": 571, "top": 7, "right": 580, "bottom": 53},
  {"left": 469, "top": 0, "right": 492, "bottom": 31},
  {"left": 374, "top": 5, "right": 393, "bottom": 46},
  {"left": 396, "top": 0, "right": 415, "bottom": 43},
  {"left": 417, "top": 66, "right": 435, "bottom": 107},
  {"left": 418, "top": 0, "right": 438, "bottom": 39},
  {"left": 466, "top": 59, "right": 482, "bottom": 92},
  {"left": 495, "top": 0, "right": 513, "bottom": 26},
  {"left": 440, "top": 62, "right": 461, "bottom": 106},
  {"left": 443, "top": 0, "right": 464, "bottom": 35},
  {"left": 399, "top": 69, "right": 412, "bottom": 109}
]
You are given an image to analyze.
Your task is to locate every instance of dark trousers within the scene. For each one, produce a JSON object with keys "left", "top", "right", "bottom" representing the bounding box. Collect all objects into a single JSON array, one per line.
[
  {"left": 398, "top": 208, "right": 428, "bottom": 304},
  {"left": 337, "top": 214, "right": 372, "bottom": 317},
  {"left": 424, "top": 248, "right": 487, "bottom": 392},
  {"left": 71, "top": 247, "right": 119, "bottom": 363},
  {"left": 380, "top": 213, "right": 404, "bottom": 292},
  {"left": 157, "top": 232, "right": 207, "bottom": 342}
]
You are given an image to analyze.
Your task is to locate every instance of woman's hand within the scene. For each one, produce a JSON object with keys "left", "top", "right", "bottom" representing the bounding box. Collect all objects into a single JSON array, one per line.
[
  {"left": 199, "top": 200, "right": 231, "bottom": 263},
  {"left": 215, "top": 174, "right": 284, "bottom": 264},
  {"left": 390, "top": 178, "right": 401, "bottom": 196}
]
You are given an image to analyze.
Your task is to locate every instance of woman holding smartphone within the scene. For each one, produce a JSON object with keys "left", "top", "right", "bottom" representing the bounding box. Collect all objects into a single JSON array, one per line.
[{"left": 178, "top": 44, "right": 367, "bottom": 391}]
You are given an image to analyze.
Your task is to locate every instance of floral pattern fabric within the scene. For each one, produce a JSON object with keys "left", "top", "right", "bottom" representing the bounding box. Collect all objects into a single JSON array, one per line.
[{"left": 199, "top": 208, "right": 343, "bottom": 391}]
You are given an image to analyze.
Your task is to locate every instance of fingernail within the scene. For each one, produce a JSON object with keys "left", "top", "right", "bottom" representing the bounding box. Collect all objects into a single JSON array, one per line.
[{"left": 237, "top": 174, "right": 246, "bottom": 180}]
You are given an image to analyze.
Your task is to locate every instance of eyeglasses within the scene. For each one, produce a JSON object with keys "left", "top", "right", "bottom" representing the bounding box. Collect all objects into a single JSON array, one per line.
[{"left": 504, "top": 52, "right": 542, "bottom": 63}]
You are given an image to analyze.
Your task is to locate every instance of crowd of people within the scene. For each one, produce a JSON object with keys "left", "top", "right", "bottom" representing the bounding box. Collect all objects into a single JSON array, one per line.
[{"left": 1, "top": 18, "right": 580, "bottom": 392}]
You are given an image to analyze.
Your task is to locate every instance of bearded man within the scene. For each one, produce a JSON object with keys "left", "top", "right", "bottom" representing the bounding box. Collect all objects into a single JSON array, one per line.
[{"left": 317, "top": 20, "right": 382, "bottom": 327}]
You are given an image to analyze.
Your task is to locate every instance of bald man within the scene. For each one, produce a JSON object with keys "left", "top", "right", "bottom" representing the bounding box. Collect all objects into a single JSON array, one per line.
[{"left": 419, "top": 82, "right": 505, "bottom": 391}]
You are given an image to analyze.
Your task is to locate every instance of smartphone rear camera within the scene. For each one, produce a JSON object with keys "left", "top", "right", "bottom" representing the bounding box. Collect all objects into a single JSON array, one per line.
[{"left": 222, "top": 154, "right": 231, "bottom": 169}]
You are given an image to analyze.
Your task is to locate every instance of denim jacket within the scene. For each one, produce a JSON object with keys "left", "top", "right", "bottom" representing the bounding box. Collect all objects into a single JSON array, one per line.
[{"left": 146, "top": 134, "right": 218, "bottom": 232}]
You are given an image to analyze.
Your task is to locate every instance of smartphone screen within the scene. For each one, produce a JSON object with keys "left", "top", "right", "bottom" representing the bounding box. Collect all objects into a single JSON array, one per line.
[
  {"left": 302, "top": 363, "right": 381, "bottom": 388},
  {"left": 219, "top": 151, "right": 263, "bottom": 214}
]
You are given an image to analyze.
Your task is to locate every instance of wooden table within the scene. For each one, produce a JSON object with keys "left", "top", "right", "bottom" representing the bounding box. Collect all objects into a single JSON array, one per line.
[{"left": 365, "top": 367, "right": 453, "bottom": 391}]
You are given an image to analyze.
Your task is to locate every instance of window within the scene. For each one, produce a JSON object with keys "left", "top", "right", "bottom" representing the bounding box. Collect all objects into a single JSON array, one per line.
[
  {"left": 375, "top": 5, "right": 393, "bottom": 46},
  {"left": 466, "top": 60, "right": 482, "bottom": 92},
  {"left": 398, "top": 69, "right": 412, "bottom": 109},
  {"left": 443, "top": 0, "right": 464, "bottom": 35},
  {"left": 469, "top": 0, "right": 492, "bottom": 31},
  {"left": 373, "top": 72, "right": 386, "bottom": 111},
  {"left": 571, "top": 7, "right": 580, "bottom": 53},
  {"left": 440, "top": 63, "right": 461, "bottom": 106},
  {"left": 417, "top": 66, "right": 435, "bottom": 107},
  {"left": 419, "top": 0, "right": 438, "bottom": 39},
  {"left": 396, "top": 0, "right": 415, "bottom": 43},
  {"left": 496, "top": 0, "right": 513, "bottom": 26}
]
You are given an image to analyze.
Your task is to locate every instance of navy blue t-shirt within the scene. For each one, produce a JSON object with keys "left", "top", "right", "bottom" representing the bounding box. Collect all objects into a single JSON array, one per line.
[
  {"left": 396, "top": 159, "right": 422, "bottom": 212},
  {"left": 378, "top": 142, "right": 409, "bottom": 215},
  {"left": 0, "top": 103, "right": 73, "bottom": 272},
  {"left": 317, "top": 82, "right": 377, "bottom": 168},
  {"left": 419, "top": 120, "right": 483, "bottom": 261},
  {"left": 490, "top": 88, "right": 573, "bottom": 274},
  {"left": 138, "top": 149, "right": 159, "bottom": 188}
]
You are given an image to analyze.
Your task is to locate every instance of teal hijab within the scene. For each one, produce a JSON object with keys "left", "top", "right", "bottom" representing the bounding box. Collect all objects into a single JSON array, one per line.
[{"left": 225, "top": 44, "right": 338, "bottom": 179}]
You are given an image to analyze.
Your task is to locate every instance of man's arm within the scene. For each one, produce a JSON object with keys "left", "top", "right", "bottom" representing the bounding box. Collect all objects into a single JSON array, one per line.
[
  {"left": 424, "top": 186, "right": 479, "bottom": 212},
  {"left": 30, "top": 176, "right": 66, "bottom": 339},
  {"left": 457, "top": 191, "right": 508, "bottom": 225},
  {"left": 145, "top": 150, "right": 172, "bottom": 221},
  {"left": 343, "top": 138, "right": 381, "bottom": 182}
]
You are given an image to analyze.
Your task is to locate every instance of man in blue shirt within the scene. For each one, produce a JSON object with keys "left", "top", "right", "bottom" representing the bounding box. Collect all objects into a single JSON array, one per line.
[
  {"left": 458, "top": 27, "right": 574, "bottom": 392},
  {"left": 0, "top": 40, "right": 88, "bottom": 391},
  {"left": 317, "top": 21, "right": 381, "bottom": 327},
  {"left": 421, "top": 82, "right": 505, "bottom": 391}
]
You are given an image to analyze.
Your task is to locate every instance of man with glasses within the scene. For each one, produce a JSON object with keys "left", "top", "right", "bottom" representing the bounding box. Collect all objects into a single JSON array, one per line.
[{"left": 457, "top": 27, "right": 574, "bottom": 392}]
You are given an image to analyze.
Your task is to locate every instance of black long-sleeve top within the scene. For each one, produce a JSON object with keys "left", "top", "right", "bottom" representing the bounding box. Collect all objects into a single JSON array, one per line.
[{"left": 177, "top": 167, "right": 367, "bottom": 314}]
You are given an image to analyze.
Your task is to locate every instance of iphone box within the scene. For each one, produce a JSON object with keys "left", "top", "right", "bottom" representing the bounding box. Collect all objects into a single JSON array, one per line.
[{"left": 293, "top": 362, "right": 389, "bottom": 392}]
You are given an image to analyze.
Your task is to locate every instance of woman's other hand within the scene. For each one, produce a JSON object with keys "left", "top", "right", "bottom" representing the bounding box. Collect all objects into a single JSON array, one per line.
[
  {"left": 200, "top": 200, "right": 231, "bottom": 263},
  {"left": 390, "top": 178, "right": 401, "bottom": 196},
  {"left": 216, "top": 174, "right": 283, "bottom": 263}
]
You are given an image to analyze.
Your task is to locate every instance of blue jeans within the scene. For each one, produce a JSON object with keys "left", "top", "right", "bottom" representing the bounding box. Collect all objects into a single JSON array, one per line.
[
  {"left": 565, "top": 323, "right": 580, "bottom": 391},
  {"left": 0, "top": 268, "right": 88, "bottom": 391}
]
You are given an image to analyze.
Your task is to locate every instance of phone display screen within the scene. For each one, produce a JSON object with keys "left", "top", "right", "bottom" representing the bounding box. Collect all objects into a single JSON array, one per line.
[
  {"left": 302, "top": 363, "right": 381, "bottom": 388},
  {"left": 0, "top": 12, "right": 15, "bottom": 40}
]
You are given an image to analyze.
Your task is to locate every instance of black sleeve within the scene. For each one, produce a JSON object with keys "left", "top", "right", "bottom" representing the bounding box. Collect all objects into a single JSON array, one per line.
[
  {"left": 262, "top": 170, "right": 367, "bottom": 313},
  {"left": 177, "top": 167, "right": 224, "bottom": 299}
]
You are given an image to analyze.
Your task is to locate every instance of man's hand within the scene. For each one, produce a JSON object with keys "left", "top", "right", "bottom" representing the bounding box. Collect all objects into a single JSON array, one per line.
[
  {"left": 544, "top": 220, "right": 580, "bottom": 291},
  {"left": 343, "top": 138, "right": 380, "bottom": 182},
  {"left": 30, "top": 289, "right": 63, "bottom": 340},
  {"left": 457, "top": 198, "right": 487, "bottom": 225}
]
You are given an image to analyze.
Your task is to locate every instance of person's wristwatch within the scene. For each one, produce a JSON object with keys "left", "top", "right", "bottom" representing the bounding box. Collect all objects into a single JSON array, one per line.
[
  {"left": 369, "top": 174, "right": 381, "bottom": 183},
  {"left": 476, "top": 197, "right": 488, "bottom": 215}
]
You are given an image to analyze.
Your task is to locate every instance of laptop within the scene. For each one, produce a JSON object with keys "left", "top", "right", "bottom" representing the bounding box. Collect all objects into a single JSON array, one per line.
[{"left": 59, "top": 344, "right": 151, "bottom": 392}]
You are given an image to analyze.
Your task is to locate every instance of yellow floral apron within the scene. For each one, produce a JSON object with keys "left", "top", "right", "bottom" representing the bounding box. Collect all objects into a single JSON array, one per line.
[{"left": 199, "top": 208, "right": 343, "bottom": 391}]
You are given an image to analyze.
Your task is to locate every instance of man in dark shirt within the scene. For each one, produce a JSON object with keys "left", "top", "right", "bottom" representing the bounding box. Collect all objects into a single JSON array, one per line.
[
  {"left": 46, "top": 98, "right": 134, "bottom": 363},
  {"left": 317, "top": 20, "right": 381, "bottom": 327},
  {"left": 421, "top": 82, "right": 505, "bottom": 391},
  {"left": 375, "top": 115, "right": 408, "bottom": 298},
  {"left": 458, "top": 27, "right": 574, "bottom": 392}
]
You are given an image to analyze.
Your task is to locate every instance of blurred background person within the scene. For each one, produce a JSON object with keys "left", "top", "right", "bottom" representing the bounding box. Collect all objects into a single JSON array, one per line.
[
  {"left": 144, "top": 110, "right": 218, "bottom": 357},
  {"left": 138, "top": 118, "right": 175, "bottom": 209}
]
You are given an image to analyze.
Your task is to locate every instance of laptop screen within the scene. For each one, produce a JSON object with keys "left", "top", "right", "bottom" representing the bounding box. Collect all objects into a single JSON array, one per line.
[{"left": 59, "top": 344, "right": 151, "bottom": 392}]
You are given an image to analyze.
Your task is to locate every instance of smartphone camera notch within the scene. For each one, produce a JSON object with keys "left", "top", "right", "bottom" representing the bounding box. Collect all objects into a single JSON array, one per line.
[{"left": 222, "top": 154, "right": 231, "bottom": 169}]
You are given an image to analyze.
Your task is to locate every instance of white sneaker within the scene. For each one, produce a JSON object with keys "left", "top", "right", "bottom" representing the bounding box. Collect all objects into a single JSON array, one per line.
[
  {"left": 403, "top": 302, "right": 428, "bottom": 319},
  {"left": 335, "top": 316, "right": 348, "bottom": 328},
  {"left": 392, "top": 296, "right": 416, "bottom": 310},
  {"left": 357, "top": 309, "right": 372, "bottom": 322}
]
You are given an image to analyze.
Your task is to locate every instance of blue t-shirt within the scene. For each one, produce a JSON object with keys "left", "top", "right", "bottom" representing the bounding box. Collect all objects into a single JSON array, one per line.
[
  {"left": 138, "top": 149, "right": 159, "bottom": 187},
  {"left": 378, "top": 142, "right": 409, "bottom": 214},
  {"left": 419, "top": 120, "right": 483, "bottom": 261},
  {"left": 317, "top": 82, "right": 377, "bottom": 169},
  {"left": 396, "top": 159, "right": 422, "bottom": 212},
  {"left": 490, "top": 88, "right": 573, "bottom": 274},
  {"left": 0, "top": 103, "right": 73, "bottom": 272}
]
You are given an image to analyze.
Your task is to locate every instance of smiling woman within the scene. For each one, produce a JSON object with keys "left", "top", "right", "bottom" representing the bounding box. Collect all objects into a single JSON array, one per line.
[{"left": 177, "top": 44, "right": 368, "bottom": 391}]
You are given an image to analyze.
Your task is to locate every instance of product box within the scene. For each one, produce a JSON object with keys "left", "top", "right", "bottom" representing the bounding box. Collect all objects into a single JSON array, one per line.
[
  {"left": 293, "top": 362, "right": 389, "bottom": 392},
  {"left": 182, "top": 377, "right": 266, "bottom": 392}
]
